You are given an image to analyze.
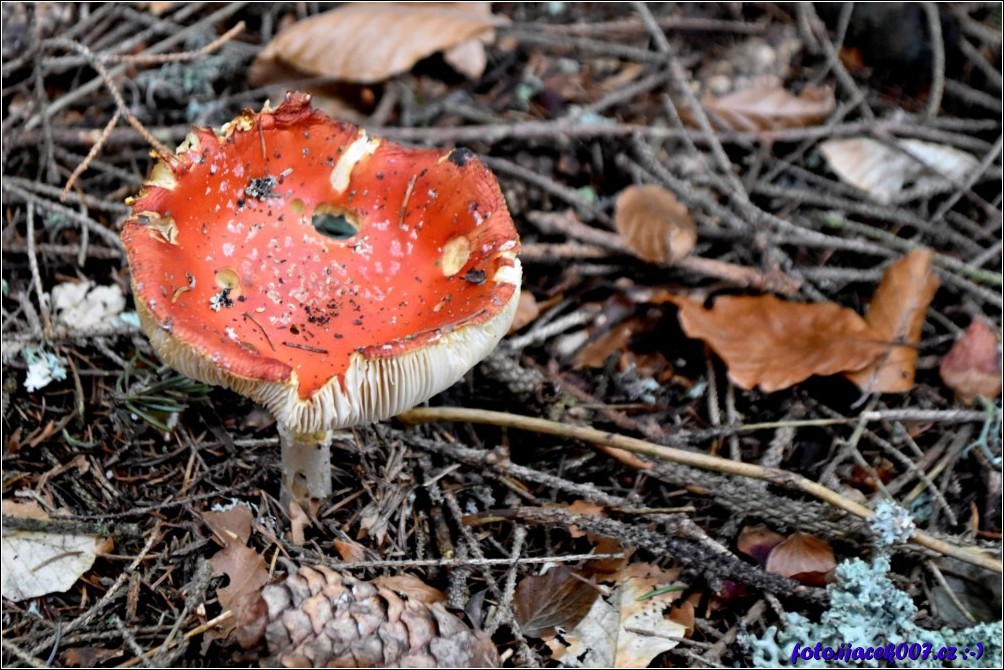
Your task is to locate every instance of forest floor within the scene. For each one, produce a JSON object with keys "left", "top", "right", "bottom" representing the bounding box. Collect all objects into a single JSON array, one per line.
[{"left": 2, "top": 3, "right": 1002, "bottom": 668}]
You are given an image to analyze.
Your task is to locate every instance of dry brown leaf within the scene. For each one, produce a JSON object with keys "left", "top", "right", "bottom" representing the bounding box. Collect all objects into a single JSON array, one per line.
[
  {"left": 940, "top": 319, "right": 1002, "bottom": 404},
  {"left": 203, "top": 504, "right": 254, "bottom": 546},
  {"left": 668, "top": 599, "right": 696, "bottom": 637},
  {"left": 372, "top": 574, "right": 447, "bottom": 605},
  {"left": 61, "top": 647, "right": 124, "bottom": 667},
  {"left": 513, "top": 567, "right": 599, "bottom": 638},
  {"left": 846, "top": 249, "right": 939, "bottom": 393},
  {"left": 672, "top": 294, "right": 886, "bottom": 392},
  {"left": 508, "top": 291, "right": 540, "bottom": 333},
  {"left": 764, "top": 532, "right": 836, "bottom": 586},
  {"left": 205, "top": 504, "right": 269, "bottom": 617},
  {"left": 736, "top": 524, "right": 786, "bottom": 566},
  {"left": 701, "top": 80, "right": 835, "bottom": 132},
  {"left": 566, "top": 500, "right": 606, "bottom": 538},
  {"left": 252, "top": 2, "right": 503, "bottom": 85},
  {"left": 573, "top": 319, "right": 638, "bottom": 369},
  {"left": 333, "top": 537, "right": 369, "bottom": 562},
  {"left": 614, "top": 184, "right": 697, "bottom": 264},
  {"left": 819, "top": 137, "right": 979, "bottom": 203}
]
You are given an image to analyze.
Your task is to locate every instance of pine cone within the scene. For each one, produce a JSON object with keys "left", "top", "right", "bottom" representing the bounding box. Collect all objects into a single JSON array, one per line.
[{"left": 234, "top": 564, "right": 498, "bottom": 668}]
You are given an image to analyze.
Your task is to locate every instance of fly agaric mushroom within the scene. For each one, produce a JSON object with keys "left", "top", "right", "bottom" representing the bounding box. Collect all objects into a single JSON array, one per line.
[{"left": 121, "top": 92, "right": 521, "bottom": 511}]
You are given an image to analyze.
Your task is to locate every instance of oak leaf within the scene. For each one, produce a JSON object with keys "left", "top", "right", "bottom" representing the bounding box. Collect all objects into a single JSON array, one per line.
[
  {"left": 615, "top": 184, "right": 697, "bottom": 264},
  {"left": 764, "top": 532, "right": 836, "bottom": 586},
  {"left": 251, "top": 2, "right": 502, "bottom": 85},
  {"left": 204, "top": 504, "right": 269, "bottom": 617},
  {"left": 671, "top": 294, "right": 886, "bottom": 392},
  {"left": 701, "top": 80, "right": 835, "bottom": 132},
  {"left": 846, "top": 249, "right": 939, "bottom": 393}
]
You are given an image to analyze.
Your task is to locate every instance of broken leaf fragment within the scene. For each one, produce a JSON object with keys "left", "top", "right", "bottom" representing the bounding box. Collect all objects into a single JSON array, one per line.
[
  {"left": 845, "top": 249, "right": 939, "bottom": 393},
  {"left": 819, "top": 137, "right": 979, "bottom": 204},
  {"left": 939, "top": 319, "right": 1002, "bottom": 404},
  {"left": 1, "top": 501, "right": 112, "bottom": 602},
  {"left": 204, "top": 503, "right": 269, "bottom": 624}
]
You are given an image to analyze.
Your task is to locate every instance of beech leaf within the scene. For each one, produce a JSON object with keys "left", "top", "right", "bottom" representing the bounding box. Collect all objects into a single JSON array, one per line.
[
  {"left": 614, "top": 184, "right": 697, "bottom": 264},
  {"left": 820, "top": 137, "right": 979, "bottom": 203},
  {"left": 764, "top": 532, "right": 836, "bottom": 586},
  {"left": 252, "top": 2, "right": 502, "bottom": 85},
  {"left": 513, "top": 567, "right": 599, "bottom": 638},
  {"left": 939, "top": 319, "right": 1002, "bottom": 404},
  {"left": 672, "top": 294, "right": 886, "bottom": 392},
  {"left": 846, "top": 249, "right": 939, "bottom": 393},
  {"left": 736, "top": 524, "right": 786, "bottom": 566},
  {"left": 701, "top": 80, "right": 835, "bottom": 132}
]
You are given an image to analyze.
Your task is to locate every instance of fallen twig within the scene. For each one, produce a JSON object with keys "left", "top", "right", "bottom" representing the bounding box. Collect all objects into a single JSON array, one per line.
[{"left": 397, "top": 407, "right": 1003, "bottom": 574}]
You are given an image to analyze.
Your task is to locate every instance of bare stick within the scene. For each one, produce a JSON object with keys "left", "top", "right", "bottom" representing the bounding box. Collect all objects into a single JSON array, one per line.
[
  {"left": 921, "top": 2, "right": 946, "bottom": 119},
  {"left": 61, "top": 110, "right": 121, "bottom": 201},
  {"left": 25, "top": 203, "right": 52, "bottom": 334}
]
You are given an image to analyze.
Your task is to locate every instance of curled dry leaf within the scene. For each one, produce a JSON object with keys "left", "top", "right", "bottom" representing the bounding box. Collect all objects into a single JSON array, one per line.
[
  {"left": 513, "top": 567, "right": 599, "bottom": 638},
  {"left": 764, "top": 532, "right": 836, "bottom": 586},
  {"left": 700, "top": 80, "right": 835, "bottom": 132},
  {"left": 845, "top": 249, "right": 939, "bottom": 393},
  {"left": 671, "top": 294, "right": 886, "bottom": 392},
  {"left": 939, "top": 319, "right": 1002, "bottom": 404},
  {"left": 1, "top": 501, "right": 113, "bottom": 602},
  {"left": 819, "top": 137, "right": 979, "bottom": 203},
  {"left": 251, "top": 2, "right": 503, "bottom": 85},
  {"left": 614, "top": 184, "right": 697, "bottom": 264}
]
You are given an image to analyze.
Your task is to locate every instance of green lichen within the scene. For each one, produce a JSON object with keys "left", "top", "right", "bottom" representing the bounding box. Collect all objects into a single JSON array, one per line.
[{"left": 748, "top": 555, "right": 1002, "bottom": 667}]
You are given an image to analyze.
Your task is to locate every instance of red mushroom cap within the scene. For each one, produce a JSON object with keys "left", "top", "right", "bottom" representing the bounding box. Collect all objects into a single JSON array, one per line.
[{"left": 122, "top": 92, "right": 521, "bottom": 433}]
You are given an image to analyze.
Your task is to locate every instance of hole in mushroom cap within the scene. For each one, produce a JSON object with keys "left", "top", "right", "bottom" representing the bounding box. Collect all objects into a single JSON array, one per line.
[
  {"left": 440, "top": 236, "right": 471, "bottom": 277},
  {"left": 215, "top": 267, "right": 242, "bottom": 299},
  {"left": 312, "top": 203, "right": 359, "bottom": 240}
]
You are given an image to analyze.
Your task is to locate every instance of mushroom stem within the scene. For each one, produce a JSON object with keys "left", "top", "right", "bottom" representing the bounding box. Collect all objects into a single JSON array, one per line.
[{"left": 278, "top": 424, "right": 333, "bottom": 511}]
